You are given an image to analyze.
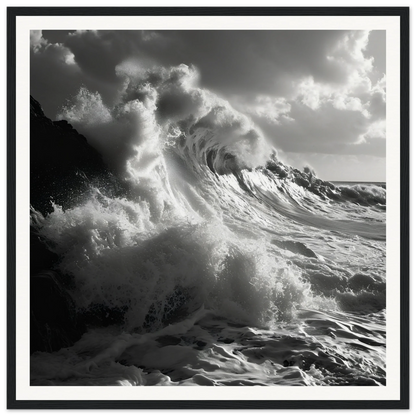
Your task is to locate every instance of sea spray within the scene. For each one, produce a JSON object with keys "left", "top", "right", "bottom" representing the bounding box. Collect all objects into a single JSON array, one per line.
[{"left": 33, "top": 189, "right": 323, "bottom": 332}]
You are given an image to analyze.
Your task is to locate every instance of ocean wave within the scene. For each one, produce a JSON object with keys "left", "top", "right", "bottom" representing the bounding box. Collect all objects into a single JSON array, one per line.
[{"left": 30, "top": 65, "right": 386, "bottom": 386}]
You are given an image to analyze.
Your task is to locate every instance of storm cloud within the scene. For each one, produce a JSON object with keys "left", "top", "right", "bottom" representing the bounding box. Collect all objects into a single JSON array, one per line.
[{"left": 32, "top": 29, "right": 386, "bottom": 181}]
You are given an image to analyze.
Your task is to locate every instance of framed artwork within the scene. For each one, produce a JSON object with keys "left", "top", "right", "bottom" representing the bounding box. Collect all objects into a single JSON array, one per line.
[{"left": 7, "top": 7, "right": 409, "bottom": 409}]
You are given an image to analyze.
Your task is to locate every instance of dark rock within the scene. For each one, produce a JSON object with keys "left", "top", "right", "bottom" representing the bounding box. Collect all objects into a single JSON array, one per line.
[
  {"left": 263, "top": 153, "right": 383, "bottom": 207},
  {"left": 30, "top": 96, "right": 131, "bottom": 352},
  {"left": 30, "top": 96, "right": 127, "bottom": 216},
  {"left": 53, "top": 119, "right": 77, "bottom": 134},
  {"left": 30, "top": 271, "right": 86, "bottom": 353},
  {"left": 323, "top": 180, "right": 336, "bottom": 190},
  {"left": 266, "top": 161, "right": 289, "bottom": 179},
  {"left": 30, "top": 97, "right": 45, "bottom": 118},
  {"left": 278, "top": 169, "right": 288, "bottom": 179},
  {"left": 143, "top": 286, "right": 201, "bottom": 331},
  {"left": 294, "top": 175, "right": 310, "bottom": 189},
  {"left": 30, "top": 226, "right": 59, "bottom": 275},
  {"left": 341, "top": 187, "right": 360, "bottom": 199},
  {"left": 79, "top": 304, "right": 128, "bottom": 328},
  {"left": 310, "top": 186, "right": 325, "bottom": 199},
  {"left": 303, "top": 166, "right": 316, "bottom": 176}
]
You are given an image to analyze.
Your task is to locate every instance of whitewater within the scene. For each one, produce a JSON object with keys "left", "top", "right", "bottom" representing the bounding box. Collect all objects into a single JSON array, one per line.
[{"left": 30, "top": 64, "right": 386, "bottom": 387}]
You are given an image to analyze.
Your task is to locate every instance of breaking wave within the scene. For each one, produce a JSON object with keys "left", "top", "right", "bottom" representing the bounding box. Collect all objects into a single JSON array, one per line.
[{"left": 30, "top": 63, "right": 386, "bottom": 387}]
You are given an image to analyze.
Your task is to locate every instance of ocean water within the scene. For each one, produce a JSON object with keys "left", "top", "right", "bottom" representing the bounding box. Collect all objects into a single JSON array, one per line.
[{"left": 30, "top": 68, "right": 386, "bottom": 387}]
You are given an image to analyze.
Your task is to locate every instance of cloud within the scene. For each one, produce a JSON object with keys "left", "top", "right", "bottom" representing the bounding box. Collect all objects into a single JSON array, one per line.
[
  {"left": 157, "top": 30, "right": 357, "bottom": 98},
  {"left": 50, "top": 30, "right": 356, "bottom": 100},
  {"left": 31, "top": 32, "right": 84, "bottom": 117},
  {"left": 31, "top": 30, "right": 145, "bottom": 117},
  {"left": 30, "top": 29, "right": 386, "bottom": 179},
  {"left": 237, "top": 95, "right": 292, "bottom": 125},
  {"left": 259, "top": 101, "right": 368, "bottom": 152},
  {"left": 244, "top": 31, "right": 385, "bottom": 159},
  {"left": 64, "top": 31, "right": 138, "bottom": 83},
  {"left": 30, "top": 30, "right": 48, "bottom": 52},
  {"left": 366, "top": 75, "right": 386, "bottom": 121},
  {"left": 358, "top": 119, "right": 386, "bottom": 144},
  {"left": 289, "top": 31, "right": 381, "bottom": 115}
]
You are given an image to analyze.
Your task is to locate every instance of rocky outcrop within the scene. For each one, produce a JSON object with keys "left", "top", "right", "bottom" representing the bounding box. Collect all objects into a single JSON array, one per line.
[
  {"left": 30, "top": 270, "right": 86, "bottom": 354},
  {"left": 265, "top": 157, "right": 385, "bottom": 206},
  {"left": 30, "top": 96, "right": 129, "bottom": 353},
  {"left": 30, "top": 226, "right": 58, "bottom": 275},
  {"left": 30, "top": 95, "right": 126, "bottom": 216},
  {"left": 266, "top": 159, "right": 340, "bottom": 200}
]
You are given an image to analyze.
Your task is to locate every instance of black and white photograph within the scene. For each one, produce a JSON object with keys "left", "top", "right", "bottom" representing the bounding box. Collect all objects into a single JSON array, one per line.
[
  {"left": 28, "top": 27, "right": 389, "bottom": 384},
  {"left": 7, "top": 7, "right": 409, "bottom": 409}
]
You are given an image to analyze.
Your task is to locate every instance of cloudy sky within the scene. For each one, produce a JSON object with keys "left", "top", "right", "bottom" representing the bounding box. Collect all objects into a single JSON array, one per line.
[{"left": 31, "top": 30, "right": 386, "bottom": 181}]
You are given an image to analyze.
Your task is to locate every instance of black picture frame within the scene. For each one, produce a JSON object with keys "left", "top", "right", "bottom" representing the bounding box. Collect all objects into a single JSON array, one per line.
[{"left": 7, "top": 6, "right": 409, "bottom": 410}]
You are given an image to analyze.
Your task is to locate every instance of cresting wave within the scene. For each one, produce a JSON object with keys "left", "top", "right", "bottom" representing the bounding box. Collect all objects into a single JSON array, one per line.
[{"left": 30, "top": 63, "right": 386, "bottom": 386}]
